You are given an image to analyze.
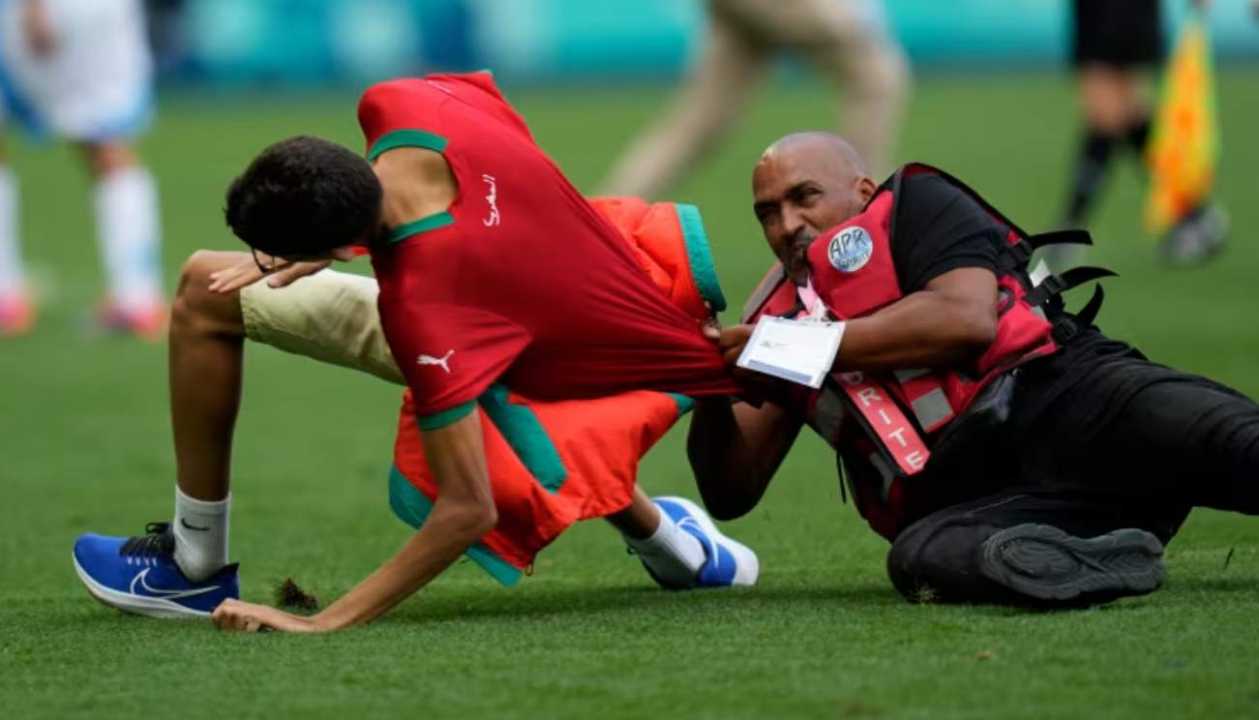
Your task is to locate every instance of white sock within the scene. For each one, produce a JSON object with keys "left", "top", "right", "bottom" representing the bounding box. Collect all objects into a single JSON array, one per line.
[
  {"left": 172, "top": 486, "right": 230, "bottom": 582},
  {"left": 94, "top": 166, "right": 162, "bottom": 311},
  {"left": 0, "top": 167, "right": 25, "bottom": 296},
  {"left": 625, "top": 509, "right": 706, "bottom": 587}
]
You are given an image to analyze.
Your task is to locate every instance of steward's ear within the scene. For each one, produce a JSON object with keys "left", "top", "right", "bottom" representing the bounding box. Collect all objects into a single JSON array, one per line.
[{"left": 855, "top": 176, "right": 878, "bottom": 205}]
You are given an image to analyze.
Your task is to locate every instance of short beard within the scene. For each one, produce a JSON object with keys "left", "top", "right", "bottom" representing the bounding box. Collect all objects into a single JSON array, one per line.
[{"left": 783, "top": 231, "right": 816, "bottom": 285}]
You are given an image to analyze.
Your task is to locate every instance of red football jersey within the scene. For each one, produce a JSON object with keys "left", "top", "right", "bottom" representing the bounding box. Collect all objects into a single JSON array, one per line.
[{"left": 360, "top": 73, "right": 736, "bottom": 420}]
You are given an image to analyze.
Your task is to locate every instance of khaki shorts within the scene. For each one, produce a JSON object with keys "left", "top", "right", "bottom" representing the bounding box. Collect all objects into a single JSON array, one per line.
[
  {"left": 711, "top": 0, "right": 891, "bottom": 50},
  {"left": 239, "top": 269, "right": 404, "bottom": 385}
]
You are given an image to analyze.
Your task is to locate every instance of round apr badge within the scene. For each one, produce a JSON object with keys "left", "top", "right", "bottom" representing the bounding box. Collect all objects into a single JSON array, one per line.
[{"left": 827, "top": 226, "right": 874, "bottom": 273}]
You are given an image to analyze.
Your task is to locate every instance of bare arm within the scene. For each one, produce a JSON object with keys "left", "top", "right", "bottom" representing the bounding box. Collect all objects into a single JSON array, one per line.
[
  {"left": 687, "top": 395, "right": 804, "bottom": 521},
  {"left": 835, "top": 267, "right": 998, "bottom": 369},
  {"left": 212, "top": 411, "right": 496, "bottom": 633},
  {"left": 688, "top": 267, "right": 997, "bottom": 519},
  {"left": 718, "top": 267, "right": 999, "bottom": 374}
]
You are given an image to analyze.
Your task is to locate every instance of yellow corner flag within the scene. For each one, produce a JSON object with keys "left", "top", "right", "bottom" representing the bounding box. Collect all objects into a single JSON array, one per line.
[{"left": 1145, "top": 12, "right": 1219, "bottom": 234}]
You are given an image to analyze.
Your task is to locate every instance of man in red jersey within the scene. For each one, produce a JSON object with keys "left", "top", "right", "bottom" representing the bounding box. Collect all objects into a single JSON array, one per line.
[
  {"left": 71, "top": 72, "right": 758, "bottom": 632},
  {"left": 353, "top": 74, "right": 737, "bottom": 415}
]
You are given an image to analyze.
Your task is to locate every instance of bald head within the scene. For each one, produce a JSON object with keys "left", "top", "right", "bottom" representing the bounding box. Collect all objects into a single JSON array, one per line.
[
  {"left": 751, "top": 132, "right": 878, "bottom": 285},
  {"left": 759, "top": 131, "right": 869, "bottom": 178}
]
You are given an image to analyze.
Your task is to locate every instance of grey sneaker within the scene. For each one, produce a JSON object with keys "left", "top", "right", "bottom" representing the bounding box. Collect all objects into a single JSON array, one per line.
[
  {"left": 1160, "top": 204, "right": 1228, "bottom": 266},
  {"left": 979, "top": 524, "right": 1165, "bottom": 605}
]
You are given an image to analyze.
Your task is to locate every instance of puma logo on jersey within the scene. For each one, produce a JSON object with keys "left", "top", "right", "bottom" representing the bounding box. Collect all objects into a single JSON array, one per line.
[
  {"left": 482, "top": 174, "right": 500, "bottom": 227},
  {"left": 417, "top": 350, "right": 454, "bottom": 373}
]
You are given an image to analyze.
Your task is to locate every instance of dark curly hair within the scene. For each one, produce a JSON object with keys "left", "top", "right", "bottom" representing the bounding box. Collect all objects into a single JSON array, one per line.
[{"left": 225, "top": 136, "right": 383, "bottom": 257}]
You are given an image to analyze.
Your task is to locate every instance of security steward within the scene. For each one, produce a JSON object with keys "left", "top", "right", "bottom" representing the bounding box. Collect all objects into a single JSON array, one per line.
[{"left": 689, "top": 131, "right": 1259, "bottom": 606}]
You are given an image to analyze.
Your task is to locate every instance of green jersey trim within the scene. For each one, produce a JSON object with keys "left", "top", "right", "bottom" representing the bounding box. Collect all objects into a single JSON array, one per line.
[
  {"left": 667, "top": 392, "right": 695, "bottom": 417},
  {"left": 388, "top": 465, "right": 523, "bottom": 587},
  {"left": 367, "top": 129, "right": 449, "bottom": 161},
  {"left": 478, "top": 384, "right": 568, "bottom": 493},
  {"left": 676, "top": 203, "right": 727, "bottom": 313},
  {"left": 416, "top": 400, "right": 475, "bottom": 431},
  {"left": 386, "top": 211, "right": 455, "bottom": 244}
]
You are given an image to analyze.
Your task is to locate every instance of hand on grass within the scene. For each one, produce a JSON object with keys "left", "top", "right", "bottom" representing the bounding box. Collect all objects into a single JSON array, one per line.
[
  {"left": 211, "top": 598, "right": 323, "bottom": 633},
  {"left": 207, "top": 255, "right": 331, "bottom": 294}
]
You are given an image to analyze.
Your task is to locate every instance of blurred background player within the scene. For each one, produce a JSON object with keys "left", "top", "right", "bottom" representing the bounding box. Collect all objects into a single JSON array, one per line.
[
  {"left": 598, "top": 0, "right": 909, "bottom": 200},
  {"left": 0, "top": 0, "right": 165, "bottom": 338},
  {"left": 1054, "top": 0, "right": 1227, "bottom": 270}
]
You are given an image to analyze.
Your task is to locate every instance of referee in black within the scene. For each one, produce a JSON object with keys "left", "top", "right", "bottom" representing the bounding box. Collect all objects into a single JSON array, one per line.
[{"left": 1056, "top": 0, "right": 1226, "bottom": 268}]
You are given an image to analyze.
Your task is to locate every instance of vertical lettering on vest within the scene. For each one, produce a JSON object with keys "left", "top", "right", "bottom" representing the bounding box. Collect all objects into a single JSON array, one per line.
[
  {"left": 857, "top": 387, "right": 880, "bottom": 407},
  {"left": 906, "top": 451, "right": 926, "bottom": 471},
  {"left": 835, "top": 372, "right": 932, "bottom": 477},
  {"left": 887, "top": 427, "right": 908, "bottom": 448}
]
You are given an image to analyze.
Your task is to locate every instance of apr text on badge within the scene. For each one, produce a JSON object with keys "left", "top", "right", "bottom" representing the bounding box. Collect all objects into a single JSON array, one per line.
[{"left": 736, "top": 316, "right": 845, "bottom": 389}]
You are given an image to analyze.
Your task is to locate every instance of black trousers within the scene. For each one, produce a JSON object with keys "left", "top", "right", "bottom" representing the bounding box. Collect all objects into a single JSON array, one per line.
[
  {"left": 1071, "top": 0, "right": 1164, "bottom": 69},
  {"left": 886, "top": 367, "right": 1259, "bottom": 604}
]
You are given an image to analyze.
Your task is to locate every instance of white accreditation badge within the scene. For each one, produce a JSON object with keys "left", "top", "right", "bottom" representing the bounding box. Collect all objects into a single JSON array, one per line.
[{"left": 736, "top": 315, "right": 845, "bottom": 389}]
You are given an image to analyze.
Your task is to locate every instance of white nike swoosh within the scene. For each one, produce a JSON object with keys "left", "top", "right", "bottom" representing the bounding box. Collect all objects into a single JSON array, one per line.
[
  {"left": 678, "top": 517, "right": 719, "bottom": 569},
  {"left": 129, "top": 568, "right": 221, "bottom": 599}
]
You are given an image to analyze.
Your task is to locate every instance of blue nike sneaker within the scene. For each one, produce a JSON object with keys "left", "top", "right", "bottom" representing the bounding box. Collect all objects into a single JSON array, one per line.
[
  {"left": 653, "top": 496, "right": 759, "bottom": 588},
  {"left": 72, "top": 522, "right": 238, "bottom": 619}
]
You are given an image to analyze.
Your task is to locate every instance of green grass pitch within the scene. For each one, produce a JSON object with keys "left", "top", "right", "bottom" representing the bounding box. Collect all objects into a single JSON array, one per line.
[{"left": 3, "top": 69, "right": 1259, "bottom": 718}]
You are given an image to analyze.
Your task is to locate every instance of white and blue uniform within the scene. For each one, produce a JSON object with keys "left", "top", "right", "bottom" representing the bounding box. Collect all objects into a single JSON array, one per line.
[{"left": 0, "top": 0, "right": 153, "bottom": 141}]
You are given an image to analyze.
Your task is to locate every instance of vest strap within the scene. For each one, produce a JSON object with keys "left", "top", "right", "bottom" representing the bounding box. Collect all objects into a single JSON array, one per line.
[
  {"left": 997, "top": 230, "right": 1095, "bottom": 275},
  {"left": 1025, "top": 266, "right": 1118, "bottom": 307},
  {"left": 835, "top": 372, "right": 930, "bottom": 476},
  {"left": 1051, "top": 283, "right": 1107, "bottom": 342},
  {"left": 997, "top": 239, "right": 1032, "bottom": 272},
  {"left": 1027, "top": 229, "right": 1093, "bottom": 249},
  {"left": 742, "top": 264, "right": 787, "bottom": 323},
  {"left": 1076, "top": 282, "right": 1105, "bottom": 327}
]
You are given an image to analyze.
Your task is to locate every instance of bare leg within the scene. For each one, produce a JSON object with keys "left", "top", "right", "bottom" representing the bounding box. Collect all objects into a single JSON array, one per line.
[
  {"left": 79, "top": 141, "right": 139, "bottom": 179},
  {"left": 609, "top": 485, "right": 760, "bottom": 588},
  {"left": 0, "top": 134, "right": 34, "bottom": 335},
  {"left": 78, "top": 140, "right": 164, "bottom": 330},
  {"left": 1053, "top": 64, "right": 1152, "bottom": 268},
  {"left": 1079, "top": 65, "right": 1149, "bottom": 134},
  {"left": 605, "top": 487, "right": 663, "bottom": 539},
  {"left": 823, "top": 34, "right": 909, "bottom": 180},
  {"left": 790, "top": 0, "right": 909, "bottom": 179},
  {"left": 598, "top": 13, "right": 768, "bottom": 199},
  {"left": 169, "top": 251, "right": 250, "bottom": 501}
]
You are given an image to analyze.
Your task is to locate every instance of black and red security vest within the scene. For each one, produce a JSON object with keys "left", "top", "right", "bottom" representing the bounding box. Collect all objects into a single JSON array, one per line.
[{"left": 743, "top": 163, "right": 1112, "bottom": 540}]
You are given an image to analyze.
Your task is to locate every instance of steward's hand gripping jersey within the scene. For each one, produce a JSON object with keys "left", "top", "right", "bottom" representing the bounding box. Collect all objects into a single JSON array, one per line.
[
  {"left": 744, "top": 163, "right": 1113, "bottom": 540},
  {"left": 359, "top": 73, "right": 734, "bottom": 583}
]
